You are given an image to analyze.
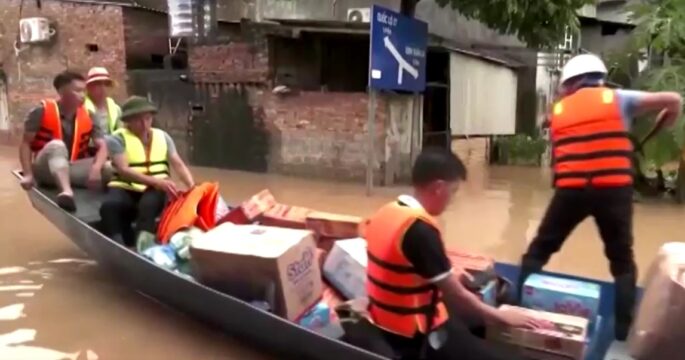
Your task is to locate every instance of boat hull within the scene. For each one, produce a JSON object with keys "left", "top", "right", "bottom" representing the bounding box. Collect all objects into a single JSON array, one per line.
[{"left": 15, "top": 170, "right": 386, "bottom": 360}]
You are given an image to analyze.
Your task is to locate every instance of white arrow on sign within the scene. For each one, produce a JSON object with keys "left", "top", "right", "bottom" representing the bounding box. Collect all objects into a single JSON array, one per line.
[{"left": 384, "top": 36, "right": 419, "bottom": 85}]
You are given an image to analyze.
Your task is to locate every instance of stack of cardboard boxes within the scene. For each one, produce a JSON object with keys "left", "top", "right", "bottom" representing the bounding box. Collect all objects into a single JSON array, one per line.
[
  {"left": 185, "top": 188, "right": 607, "bottom": 357},
  {"left": 486, "top": 273, "right": 603, "bottom": 360},
  {"left": 188, "top": 190, "right": 362, "bottom": 339}
]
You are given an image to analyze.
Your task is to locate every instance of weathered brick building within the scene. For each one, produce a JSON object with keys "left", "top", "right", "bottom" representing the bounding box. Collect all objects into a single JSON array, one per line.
[
  {"left": 0, "top": 0, "right": 174, "bottom": 143},
  {"left": 0, "top": 0, "right": 532, "bottom": 185}
]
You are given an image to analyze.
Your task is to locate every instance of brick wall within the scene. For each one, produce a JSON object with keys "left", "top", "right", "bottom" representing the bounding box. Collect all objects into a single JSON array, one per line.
[
  {"left": 122, "top": 8, "right": 170, "bottom": 69},
  {"left": 189, "top": 32, "right": 387, "bottom": 181},
  {"left": 0, "top": 0, "right": 127, "bottom": 143},
  {"left": 259, "top": 90, "right": 386, "bottom": 181}
]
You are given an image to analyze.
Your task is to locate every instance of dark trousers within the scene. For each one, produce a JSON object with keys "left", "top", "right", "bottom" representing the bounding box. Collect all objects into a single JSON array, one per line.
[
  {"left": 377, "top": 318, "right": 521, "bottom": 360},
  {"left": 99, "top": 187, "right": 167, "bottom": 245},
  {"left": 518, "top": 186, "right": 637, "bottom": 340}
]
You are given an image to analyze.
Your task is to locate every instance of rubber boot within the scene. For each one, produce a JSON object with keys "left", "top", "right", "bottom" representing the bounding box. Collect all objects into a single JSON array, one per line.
[{"left": 614, "top": 273, "right": 637, "bottom": 341}]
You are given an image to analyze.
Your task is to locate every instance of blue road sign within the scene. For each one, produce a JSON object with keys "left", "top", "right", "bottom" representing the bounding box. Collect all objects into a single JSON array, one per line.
[{"left": 368, "top": 5, "right": 428, "bottom": 93}]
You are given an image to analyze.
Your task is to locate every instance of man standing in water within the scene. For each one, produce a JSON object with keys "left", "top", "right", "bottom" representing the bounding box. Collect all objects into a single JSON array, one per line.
[
  {"left": 361, "top": 147, "right": 544, "bottom": 360},
  {"left": 517, "top": 53, "right": 683, "bottom": 341},
  {"left": 19, "top": 71, "right": 109, "bottom": 211},
  {"left": 84, "top": 67, "right": 121, "bottom": 135}
]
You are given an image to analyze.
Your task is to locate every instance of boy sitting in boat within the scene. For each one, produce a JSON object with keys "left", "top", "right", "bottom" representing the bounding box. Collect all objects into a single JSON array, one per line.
[
  {"left": 360, "top": 147, "right": 546, "bottom": 360},
  {"left": 19, "top": 71, "right": 110, "bottom": 212},
  {"left": 99, "top": 96, "right": 195, "bottom": 250}
]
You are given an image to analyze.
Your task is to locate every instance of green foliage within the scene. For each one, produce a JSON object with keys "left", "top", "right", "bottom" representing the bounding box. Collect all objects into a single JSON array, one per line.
[
  {"left": 494, "top": 134, "right": 548, "bottom": 166},
  {"left": 607, "top": 0, "right": 685, "bottom": 169},
  {"left": 430, "top": 0, "right": 594, "bottom": 48}
]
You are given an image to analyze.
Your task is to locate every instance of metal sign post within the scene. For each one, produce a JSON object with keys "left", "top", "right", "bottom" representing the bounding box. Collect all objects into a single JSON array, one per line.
[
  {"left": 366, "top": 5, "right": 428, "bottom": 195},
  {"left": 366, "top": 90, "right": 376, "bottom": 196}
]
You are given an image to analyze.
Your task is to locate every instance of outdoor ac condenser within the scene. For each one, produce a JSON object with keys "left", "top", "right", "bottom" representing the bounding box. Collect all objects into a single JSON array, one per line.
[
  {"left": 347, "top": 8, "right": 371, "bottom": 23},
  {"left": 19, "top": 17, "right": 54, "bottom": 44}
]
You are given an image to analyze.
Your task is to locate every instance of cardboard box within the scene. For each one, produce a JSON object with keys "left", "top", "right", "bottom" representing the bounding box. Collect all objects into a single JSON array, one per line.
[
  {"left": 261, "top": 203, "right": 314, "bottom": 229},
  {"left": 220, "top": 190, "right": 277, "bottom": 225},
  {"left": 446, "top": 249, "right": 496, "bottom": 288},
  {"left": 487, "top": 305, "right": 588, "bottom": 360},
  {"left": 306, "top": 212, "right": 362, "bottom": 239},
  {"left": 316, "top": 248, "right": 328, "bottom": 271},
  {"left": 323, "top": 238, "right": 368, "bottom": 300},
  {"left": 190, "top": 223, "right": 323, "bottom": 321},
  {"left": 316, "top": 236, "right": 341, "bottom": 252},
  {"left": 521, "top": 274, "right": 601, "bottom": 326}
]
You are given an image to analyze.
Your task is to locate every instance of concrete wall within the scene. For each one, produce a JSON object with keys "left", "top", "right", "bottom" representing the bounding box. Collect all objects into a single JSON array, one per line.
[
  {"left": 122, "top": 8, "right": 172, "bottom": 69},
  {"left": 580, "top": 24, "right": 632, "bottom": 57},
  {"left": 0, "top": 0, "right": 127, "bottom": 143},
  {"left": 414, "top": 1, "right": 522, "bottom": 47},
  {"left": 247, "top": 0, "right": 524, "bottom": 46},
  {"left": 188, "top": 33, "right": 393, "bottom": 182}
]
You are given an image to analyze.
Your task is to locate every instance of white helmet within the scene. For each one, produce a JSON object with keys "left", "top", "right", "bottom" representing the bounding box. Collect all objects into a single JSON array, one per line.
[{"left": 560, "top": 54, "right": 608, "bottom": 85}]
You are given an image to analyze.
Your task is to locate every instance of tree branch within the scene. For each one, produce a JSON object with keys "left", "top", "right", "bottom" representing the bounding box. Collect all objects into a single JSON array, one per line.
[{"left": 400, "top": 0, "right": 419, "bottom": 16}]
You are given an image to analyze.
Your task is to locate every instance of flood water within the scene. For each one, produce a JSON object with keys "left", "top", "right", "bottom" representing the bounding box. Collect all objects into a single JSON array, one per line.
[{"left": 0, "top": 144, "right": 683, "bottom": 359}]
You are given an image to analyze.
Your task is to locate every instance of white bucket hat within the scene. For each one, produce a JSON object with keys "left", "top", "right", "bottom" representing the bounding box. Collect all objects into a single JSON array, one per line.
[
  {"left": 560, "top": 54, "right": 608, "bottom": 85},
  {"left": 86, "top": 67, "right": 113, "bottom": 86}
]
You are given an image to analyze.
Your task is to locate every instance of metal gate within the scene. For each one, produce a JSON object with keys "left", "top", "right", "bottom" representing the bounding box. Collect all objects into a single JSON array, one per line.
[
  {"left": 190, "top": 83, "right": 269, "bottom": 172},
  {"left": 127, "top": 70, "right": 193, "bottom": 159}
]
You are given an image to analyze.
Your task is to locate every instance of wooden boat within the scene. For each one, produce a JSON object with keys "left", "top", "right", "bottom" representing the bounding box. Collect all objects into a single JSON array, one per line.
[{"left": 14, "top": 170, "right": 636, "bottom": 360}]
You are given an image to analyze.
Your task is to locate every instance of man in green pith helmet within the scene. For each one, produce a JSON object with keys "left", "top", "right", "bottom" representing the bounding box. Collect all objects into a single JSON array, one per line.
[{"left": 99, "top": 96, "right": 195, "bottom": 251}]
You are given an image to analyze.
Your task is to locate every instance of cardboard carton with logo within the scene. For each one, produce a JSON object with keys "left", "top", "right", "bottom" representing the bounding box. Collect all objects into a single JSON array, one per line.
[
  {"left": 220, "top": 189, "right": 277, "bottom": 225},
  {"left": 323, "top": 238, "right": 368, "bottom": 300},
  {"left": 306, "top": 212, "right": 362, "bottom": 239},
  {"left": 190, "top": 223, "right": 323, "bottom": 321},
  {"left": 261, "top": 203, "right": 314, "bottom": 229},
  {"left": 521, "top": 274, "right": 601, "bottom": 327},
  {"left": 487, "top": 305, "right": 588, "bottom": 360}
]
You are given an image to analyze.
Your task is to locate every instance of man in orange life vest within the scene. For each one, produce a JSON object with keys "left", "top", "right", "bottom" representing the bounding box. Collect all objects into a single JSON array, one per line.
[
  {"left": 517, "top": 54, "right": 683, "bottom": 341},
  {"left": 19, "top": 71, "right": 109, "bottom": 212},
  {"left": 361, "top": 148, "right": 545, "bottom": 360}
]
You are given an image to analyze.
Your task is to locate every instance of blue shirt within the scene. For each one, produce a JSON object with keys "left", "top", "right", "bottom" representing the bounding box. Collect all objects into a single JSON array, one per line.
[{"left": 615, "top": 89, "right": 648, "bottom": 130}]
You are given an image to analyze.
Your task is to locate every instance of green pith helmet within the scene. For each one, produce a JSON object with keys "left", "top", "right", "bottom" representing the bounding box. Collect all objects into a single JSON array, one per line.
[{"left": 120, "top": 96, "right": 157, "bottom": 121}]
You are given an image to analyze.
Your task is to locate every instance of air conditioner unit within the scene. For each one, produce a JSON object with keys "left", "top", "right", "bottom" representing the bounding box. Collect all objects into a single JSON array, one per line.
[
  {"left": 19, "top": 17, "right": 54, "bottom": 44},
  {"left": 347, "top": 8, "right": 371, "bottom": 23}
]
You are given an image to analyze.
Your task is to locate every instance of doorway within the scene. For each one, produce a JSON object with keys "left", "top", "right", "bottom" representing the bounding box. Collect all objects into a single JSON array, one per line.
[{"left": 422, "top": 50, "right": 450, "bottom": 148}]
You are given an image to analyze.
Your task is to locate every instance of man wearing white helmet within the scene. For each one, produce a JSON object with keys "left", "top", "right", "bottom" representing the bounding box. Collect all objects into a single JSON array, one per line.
[
  {"left": 84, "top": 67, "right": 121, "bottom": 134},
  {"left": 517, "top": 53, "right": 682, "bottom": 341}
]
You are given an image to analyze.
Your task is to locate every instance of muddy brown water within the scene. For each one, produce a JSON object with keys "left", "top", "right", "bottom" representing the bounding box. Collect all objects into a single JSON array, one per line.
[{"left": 0, "top": 145, "right": 683, "bottom": 359}]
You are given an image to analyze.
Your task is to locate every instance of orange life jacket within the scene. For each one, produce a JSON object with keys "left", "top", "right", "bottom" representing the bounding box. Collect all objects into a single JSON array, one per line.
[
  {"left": 157, "top": 182, "right": 222, "bottom": 244},
  {"left": 550, "top": 87, "right": 634, "bottom": 188},
  {"left": 29, "top": 99, "right": 93, "bottom": 161},
  {"left": 361, "top": 200, "right": 449, "bottom": 338}
]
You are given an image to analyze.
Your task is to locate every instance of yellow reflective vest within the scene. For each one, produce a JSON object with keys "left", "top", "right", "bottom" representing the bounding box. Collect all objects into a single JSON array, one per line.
[
  {"left": 108, "top": 128, "right": 170, "bottom": 192},
  {"left": 84, "top": 97, "right": 121, "bottom": 134}
]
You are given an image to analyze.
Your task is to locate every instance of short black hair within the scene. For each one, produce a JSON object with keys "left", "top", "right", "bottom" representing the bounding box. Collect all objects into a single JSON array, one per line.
[
  {"left": 53, "top": 71, "right": 85, "bottom": 90},
  {"left": 411, "top": 147, "right": 467, "bottom": 187}
]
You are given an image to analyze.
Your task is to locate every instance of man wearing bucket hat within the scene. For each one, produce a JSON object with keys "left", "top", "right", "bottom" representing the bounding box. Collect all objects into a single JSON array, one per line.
[
  {"left": 100, "top": 96, "right": 194, "bottom": 250},
  {"left": 517, "top": 53, "right": 683, "bottom": 341},
  {"left": 84, "top": 67, "right": 121, "bottom": 134}
]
